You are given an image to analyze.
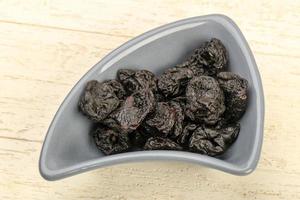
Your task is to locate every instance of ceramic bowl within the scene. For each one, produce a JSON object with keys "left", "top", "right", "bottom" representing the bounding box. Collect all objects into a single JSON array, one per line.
[{"left": 39, "top": 14, "right": 264, "bottom": 181}]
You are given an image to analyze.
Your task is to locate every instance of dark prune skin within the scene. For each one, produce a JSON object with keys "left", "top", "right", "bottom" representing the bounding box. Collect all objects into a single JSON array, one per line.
[
  {"left": 189, "top": 123, "right": 240, "bottom": 156},
  {"left": 144, "top": 137, "right": 183, "bottom": 150},
  {"left": 177, "top": 123, "right": 198, "bottom": 146},
  {"left": 142, "top": 101, "right": 184, "bottom": 138},
  {"left": 105, "top": 79, "right": 126, "bottom": 100},
  {"left": 117, "top": 69, "right": 157, "bottom": 95},
  {"left": 171, "top": 96, "right": 187, "bottom": 111},
  {"left": 168, "top": 101, "right": 185, "bottom": 138},
  {"left": 79, "top": 80, "right": 123, "bottom": 122},
  {"left": 93, "top": 127, "right": 130, "bottom": 155},
  {"left": 144, "top": 102, "right": 176, "bottom": 136},
  {"left": 157, "top": 62, "right": 203, "bottom": 98},
  {"left": 217, "top": 72, "right": 248, "bottom": 122},
  {"left": 180, "top": 60, "right": 206, "bottom": 75},
  {"left": 188, "top": 38, "right": 228, "bottom": 75},
  {"left": 103, "top": 89, "right": 156, "bottom": 133},
  {"left": 185, "top": 76, "right": 225, "bottom": 125},
  {"left": 157, "top": 67, "right": 188, "bottom": 98}
]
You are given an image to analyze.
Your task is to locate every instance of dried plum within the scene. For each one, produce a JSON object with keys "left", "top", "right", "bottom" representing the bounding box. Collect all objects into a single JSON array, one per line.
[
  {"left": 157, "top": 67, "right": 188, "bottom": 98},
  {"left": 177, "top": 123, "right": 198, "bottom": 146},
  {"left": 144, "top": 137, "right": 182, "bottom": 150},
  {"left": 177, "top": 60, "right": 205, "bottom": 76},
  {"left": 93, "top": 126, "right": 130, "bottom": 155},
  {"left": 118, "top": 69, "right": 157, "bottom": 95},
  {"left": 157, "top": 62, "right": 203, "bottom": 98},
  {"left": 142, "top": 101, "right": 184, "bottom": 138},
  {"left": 217, "top": 72, "right": 248, "bottom": 122},
  {"left": 185, "top": 76, "right": 225, "bottom": 125},
  {"left": 189, "top": 123, "right": 240, "bottom": 156},
  {"left": 103, "top": 89, "right": 155, "bottom": 133},
  {"left": 171, "top": 96, "right": 187, "bottom": 111},
  {"left": 188, "top": 38, "right": 228, "bottom": 75},
  {"left": 79, "top": 80, "right": 123, "bottom": 122},
  {"left": 78, "top": 38, "right": 248, "bottom": 157},
  {"left": 169, "top": 101, "right": 185, "bottom": 138},
  {"left": 106, "top": 79, "right": 126, "bottom": 99},
  {"left": 144, "top": 102, "right": 176, "bottom": 136}
]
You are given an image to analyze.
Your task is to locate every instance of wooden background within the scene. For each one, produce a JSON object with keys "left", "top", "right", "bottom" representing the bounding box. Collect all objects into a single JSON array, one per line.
[{"left": 0, "top": 0, "right": 300, "bottom": 199}]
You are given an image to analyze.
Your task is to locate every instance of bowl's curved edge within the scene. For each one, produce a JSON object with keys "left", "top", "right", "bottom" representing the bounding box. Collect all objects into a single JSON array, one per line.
[
  {"left": 216, "top": 14, "right": 265, "bottom": 175},
  {"left": 39, "top": 14, "right": 264, "bottom": 181},
  {"left": 40, "top": 150, "right": 251, "bottom": 181}
]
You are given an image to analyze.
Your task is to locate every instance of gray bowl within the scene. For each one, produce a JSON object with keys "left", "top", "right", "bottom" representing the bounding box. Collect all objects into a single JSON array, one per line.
[{"left": 39, "top": 14, "right": 264, "bottom": 181}]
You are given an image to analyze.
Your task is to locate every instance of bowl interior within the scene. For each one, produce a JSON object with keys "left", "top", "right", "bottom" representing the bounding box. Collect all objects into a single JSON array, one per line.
[{"left": 41, "top": 16, "right": 262, "bottom": 177}]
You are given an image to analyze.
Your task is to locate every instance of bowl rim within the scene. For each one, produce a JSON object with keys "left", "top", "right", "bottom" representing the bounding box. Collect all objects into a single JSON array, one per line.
[{"left": 39, "top": 14, "right": 264, "bottom": 181}]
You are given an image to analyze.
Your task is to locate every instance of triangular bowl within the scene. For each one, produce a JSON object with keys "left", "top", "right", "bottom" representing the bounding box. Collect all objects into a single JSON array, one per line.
[{"left": 39, "top": 14, "right": 264, "bottom": 181}]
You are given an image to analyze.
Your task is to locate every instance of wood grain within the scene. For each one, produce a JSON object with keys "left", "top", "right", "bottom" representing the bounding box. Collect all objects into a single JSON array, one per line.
[{"left": 0, "top": 0, "right": 299, "bottom": 199}]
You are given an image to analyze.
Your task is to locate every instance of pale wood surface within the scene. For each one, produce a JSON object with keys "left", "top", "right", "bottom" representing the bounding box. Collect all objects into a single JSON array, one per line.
[{"left": 0, "top": 0, "right": 300, "bottom": 199}]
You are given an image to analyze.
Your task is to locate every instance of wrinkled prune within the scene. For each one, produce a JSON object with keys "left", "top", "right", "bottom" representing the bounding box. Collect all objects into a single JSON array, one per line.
[
  {"left": 144, "top": 137, "right": 183, "bottom": 150},
  {"left": 144, "top": 102, "right": 176, "bottom": 136},
  {"left": 177, "top": 123, "right": 198, "bottom": 146},
  {"left": 189, "top": 123, "right": 240, "bottom": 156},
  {"left": 157, "top": 67, "right": 188, "bottom": 98},
  {"left": 177, "top": 60, "right": 205, "bottom": 76},
  {"left": 78, "top": 38, "right": 248, "bottom": 157},
  {"left": 188, "top": 38, "right": 228, "bottom": 75},
  {"left": 118, "top": 69, "right": 157, "bottom": 95},
  {"left": 79, "top": 80, "right": 123, "bottom": 122},
  {"left": 157, "top": 62, "right": 203, "bottom": 98},
  {"left": 171, "top": 96, "right": 187, "bottom": 110},
  {"left": 217, "top": 72, "right": 248, "bottom": 122},
  {"left": 105, "top": 79, "right": 126, "bottom": 99},
  {"left": 103, "top": 89, "right": 155, "bottom": 133},
  {"left": 142, "top": 101, "right": 184, "bottom": 138},
  {"left": 93, "top": 126, "right": 130, "bottom": 155},
  {"left": 185, "top": 76, "right": 225, "bottom": 125},
  {"left": 169, "top": 101, "right": 185, "bottom": 138}
]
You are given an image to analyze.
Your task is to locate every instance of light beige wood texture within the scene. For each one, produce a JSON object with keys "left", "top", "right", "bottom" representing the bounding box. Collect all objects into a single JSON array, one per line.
[{"left": 0, "top": 0, "right": 300, "bottom": 199}]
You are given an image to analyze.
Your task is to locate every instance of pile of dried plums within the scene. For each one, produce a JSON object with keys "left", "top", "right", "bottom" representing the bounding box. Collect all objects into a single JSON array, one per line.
[{"left": 79, "top": 38, "right": 248, "bottom": 156}]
